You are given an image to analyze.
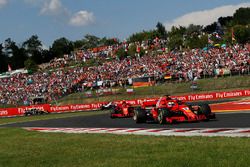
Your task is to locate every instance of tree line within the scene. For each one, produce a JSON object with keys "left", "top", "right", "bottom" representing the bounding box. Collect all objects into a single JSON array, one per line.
[{"left": 0, "top": 7, "right": 249, "bottom": 73}]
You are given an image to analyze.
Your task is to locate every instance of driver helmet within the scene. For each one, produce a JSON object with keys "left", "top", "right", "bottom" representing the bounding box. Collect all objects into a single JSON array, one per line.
[{"left": 167, "top": 101, "right": 174, "bottom": 107}]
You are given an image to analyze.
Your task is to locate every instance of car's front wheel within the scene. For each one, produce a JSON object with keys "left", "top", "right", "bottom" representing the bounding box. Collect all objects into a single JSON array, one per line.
[
  {"left": 133, "top": 107, "right": 146, "bottom": 123},
  {"left": 158, "top": 109, "right": 170, "bottom": 124},
  {"left": 158, "top": 110, "right": 166, "bottom": 124}
]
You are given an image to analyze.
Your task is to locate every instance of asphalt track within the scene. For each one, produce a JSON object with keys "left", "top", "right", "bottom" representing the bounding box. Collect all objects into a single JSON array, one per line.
[
  {"left": 1, "top": 99, "right": 250, "bottom": 129},
  {"left": 2, "top": 111, "right": 250, "bottom": 128}
]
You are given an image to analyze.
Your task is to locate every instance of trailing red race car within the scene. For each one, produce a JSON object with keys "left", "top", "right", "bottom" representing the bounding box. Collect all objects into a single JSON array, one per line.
[
  {"left": 133, "top": 95, "right": 216, "bottom": 124},
  {"left": 110, "top": 100, "right": 135, "bottom": 118}
]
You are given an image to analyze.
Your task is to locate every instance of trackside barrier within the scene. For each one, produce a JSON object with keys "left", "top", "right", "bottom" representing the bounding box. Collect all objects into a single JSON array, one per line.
[
  {"left": 121, "top": 89, "right": 250, "bottom": 106},
  {"left": 49, "top": 103, "right": 104, "bottom": 113},
  {"left": 0, "top": 103, "right": 105, "bottom": 118},
  {"left": 0, "top": 104, "right": 51, "bottom": 117},
  {"left": 0, "top": 89, "right": 250, "bottom": 117}
]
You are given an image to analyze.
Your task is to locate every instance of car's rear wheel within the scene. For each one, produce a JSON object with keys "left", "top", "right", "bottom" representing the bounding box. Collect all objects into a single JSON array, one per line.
[
  {"left": 199, "top": 104, "right": 211, "bottom": 119},
  {"left": 133, "top": 107, "right": 146, "bottom": 123}
]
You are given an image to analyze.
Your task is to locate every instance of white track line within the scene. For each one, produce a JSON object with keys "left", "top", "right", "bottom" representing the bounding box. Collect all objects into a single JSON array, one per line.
[{"left": 25, "top": 127, "right": 250, "bottom": 137}]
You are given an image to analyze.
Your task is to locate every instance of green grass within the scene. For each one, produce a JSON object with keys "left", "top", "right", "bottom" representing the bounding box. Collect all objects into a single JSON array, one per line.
[
  {"left": 0, "top": 128, "right": 249, "bottom": 167},
  {"left": 57, "top": 75, "right": 250, "bottom": 105},
  {"left": 0, "top": 110, "right": 108, "bottom": 125}
]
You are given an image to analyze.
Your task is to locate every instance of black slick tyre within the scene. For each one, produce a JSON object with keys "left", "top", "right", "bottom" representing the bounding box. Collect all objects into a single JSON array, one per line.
[
  {"left": 199, "top": 104, "right": 211, "bottom": 120},
  {"left": 158, "top": 109, "right": 166, "bottom": 124},
  {"left": 133, "top": 107, "right": 146, "bottom": 123}
]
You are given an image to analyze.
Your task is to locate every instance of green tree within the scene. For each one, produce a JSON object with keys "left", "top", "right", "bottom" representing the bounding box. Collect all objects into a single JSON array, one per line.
[
  {"left": 203, "top": 22, "right": 217, "bottom": 33},
  {"left": 22, "top": 35, "right": 43, "bottom": 64},
  {"left": 233, "top": 7, "right": 250, "bottom": 25},
  {"left": 127, "top": 43, "right": 137, "bottom": 58},
  {"left": 185, "top": 34, "right": 208, "bottom": 49},
  {"left": 168, "top": 26, "right": 186, "bottom": 50},
  {"left": 156, "top": 22, "right": 167, "bottom": 39},
  {"left": 10, "top": 47, "right": 27, "bottom": 69},
  {"left": 22, "top": 35, "right": 42, "bottom": 54},
  {"left": 81, "top": 34, "right": 100, "bottom": 49},
  {"left": 127, "top": 30, "right": 159, "bottom": 43},
  {"left": 24, "top": 58, "right": 38, "bottom": 72},
  {"left": 186, "top": 24, "right": 202, "bottom": 35},
  {"left": 233, "top": 25, "right": 250, "bottom": 44},
  {"left": 74, "top": 39, "right": 85, "bottom": 49},
  {"left": 74, "top": 36, "right": 119, "bottom": 50},
  {"left": 4, "top": 38, "right": 28, "bottom": 70},
  {"left": 100, "top": 37, "right": 119, "bottom": 46},
  {"left": 218, "top": 16, "right": 233, "bottom": 27},
  {"left": 51, "top": 37, "right": 74, "bottom": 58},
  {"left": 126, "top": 43, "right": 145, "bottom": 58},
  {"left": 115, "top": 47, "right": 127, "bottom": 59},
  {"left": 40, "top": 49, "right": 54, "bottom": 63},
  {"left": 184, "top": 24, "right": 205, "bottom": 48}
]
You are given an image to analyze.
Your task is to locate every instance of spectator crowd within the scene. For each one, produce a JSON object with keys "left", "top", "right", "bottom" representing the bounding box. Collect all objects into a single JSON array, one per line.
[{"left": 0, "top": 40, "right": 249, "bottom": 105}]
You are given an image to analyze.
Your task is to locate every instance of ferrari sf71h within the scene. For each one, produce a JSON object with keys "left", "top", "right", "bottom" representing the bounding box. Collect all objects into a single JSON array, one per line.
[
  {"left": 133, "top": 97, "right": 215, "bottom": 124},
  {"left": 110, "top": 101, "right": 134, "bottom": 118}
]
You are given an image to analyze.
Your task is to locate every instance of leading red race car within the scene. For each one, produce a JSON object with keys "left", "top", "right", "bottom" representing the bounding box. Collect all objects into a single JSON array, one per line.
[
  {"left": 110, "top": 100, "right": 135, "bottom": 118},
  {"left": 133, "top": 95, "right": 216, "bottom": 124}
]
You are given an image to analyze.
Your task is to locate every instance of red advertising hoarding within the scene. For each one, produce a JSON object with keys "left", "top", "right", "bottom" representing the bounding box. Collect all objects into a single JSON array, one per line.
[{"left": 1, "top": 89, "right": 250, "bottom": 117}]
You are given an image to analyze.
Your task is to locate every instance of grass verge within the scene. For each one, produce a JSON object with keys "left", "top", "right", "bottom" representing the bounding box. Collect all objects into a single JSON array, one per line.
[{"left": 0, "top": 128, "right": 249, "bottom": 167}]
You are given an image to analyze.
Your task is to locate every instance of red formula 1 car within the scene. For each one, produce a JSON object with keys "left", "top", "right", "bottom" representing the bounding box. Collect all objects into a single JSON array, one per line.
[
  {"left": 133, "top": 96, "right": 216, "bottom": 124},
  {"left": 110, "top": 101, "right": 135, "bottom": 118}
]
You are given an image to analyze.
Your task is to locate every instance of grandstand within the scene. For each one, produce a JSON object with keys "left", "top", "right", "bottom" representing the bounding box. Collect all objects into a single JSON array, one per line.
[{"left": 0, "top": 41, "right": 249, "bottom": 106}]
